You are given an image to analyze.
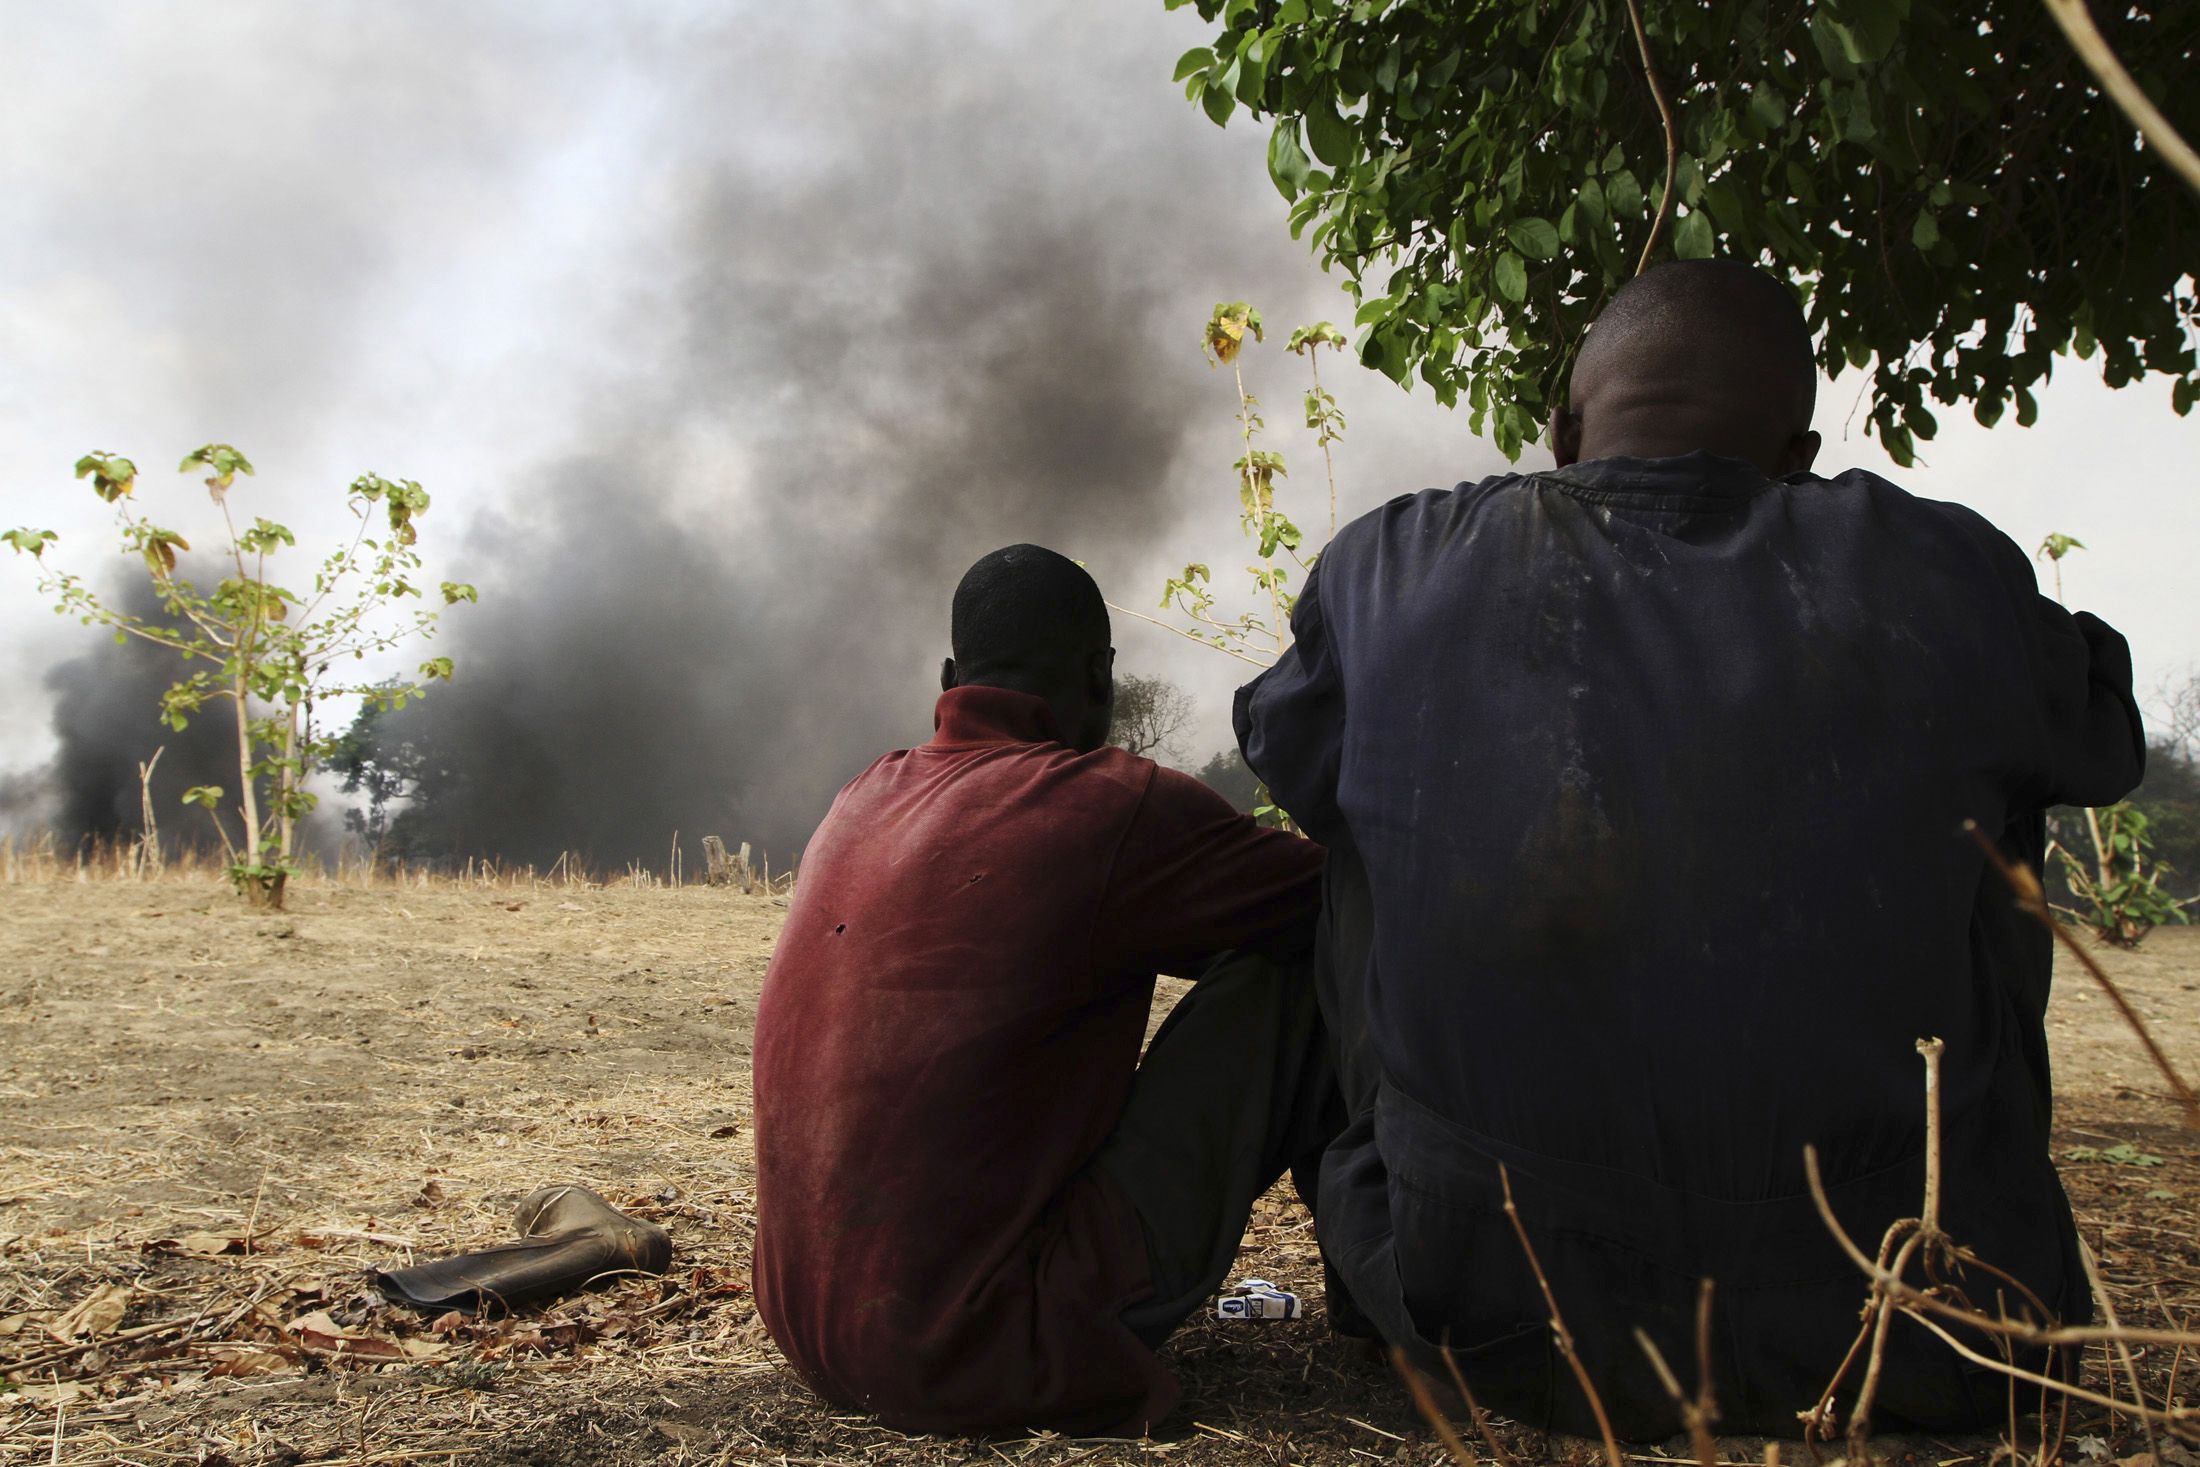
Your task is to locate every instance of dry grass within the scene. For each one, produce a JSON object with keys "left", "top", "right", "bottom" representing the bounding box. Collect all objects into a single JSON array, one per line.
[
  {"left": 0, "top": 865, "right": 2194, "bottom": 1466},
  {"left": 0, "top": 832, "right": 793, "bottom": 897}
]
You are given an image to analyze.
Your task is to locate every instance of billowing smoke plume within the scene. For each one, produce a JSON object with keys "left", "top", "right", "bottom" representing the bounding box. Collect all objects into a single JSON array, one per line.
[
  {"left": 353, "top": 20, "right": 1291, "bottom": 869},
  {"left": 377, "top": 214, "right": 1214, "bottom": 865},
  {"left": 6, "top": 5, "right": 1449, "bottom": 869}
]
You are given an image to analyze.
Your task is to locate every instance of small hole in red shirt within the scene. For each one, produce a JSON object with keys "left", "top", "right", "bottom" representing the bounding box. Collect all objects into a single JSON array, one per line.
[{"left": 833, "top": 923, "right": 846, "bottom": 935}]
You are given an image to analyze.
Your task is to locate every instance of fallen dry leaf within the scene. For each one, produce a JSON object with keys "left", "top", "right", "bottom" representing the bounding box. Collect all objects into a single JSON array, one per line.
[
  {"left": 0, "top": 1312, "right": 26, "bottom": 1336},
  {"left": 286, "top": 1307, "right": 445, "bottom": 1361},
  {"left": 12, "top": 1380, "right": 89, "bottom": 1407},
  {"left": 47, "top": 1281, "right": 130, "bottom": 1341},
  {"left": 146, "top": 1229, "right": 255, "bottom": 1257},
  {"left": 208, "top": 1347, "right": 296, "bottom": 1377}
]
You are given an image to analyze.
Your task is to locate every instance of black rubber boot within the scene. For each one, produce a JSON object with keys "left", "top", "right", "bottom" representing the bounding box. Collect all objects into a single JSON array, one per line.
[{"left": 373, "top": 1184, "right": 672, "bottom": 1314}]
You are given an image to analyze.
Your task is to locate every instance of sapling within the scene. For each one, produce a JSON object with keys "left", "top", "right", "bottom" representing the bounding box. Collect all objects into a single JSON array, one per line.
[
  {"left": 1287, "top": 319, "right": 1349, "bottom": 541},
  {"left": 4, "top": 447, "right": 474, "bottom": 909},
  {"left": 1111, "top": 302, "right": 1345, "bottom": 672},
  {"left": 1106, "top": 303, "right": 1354, "bottom": 829},
  {"left": 2034, "top": 531, "right": 2189, "bottom": 945}
]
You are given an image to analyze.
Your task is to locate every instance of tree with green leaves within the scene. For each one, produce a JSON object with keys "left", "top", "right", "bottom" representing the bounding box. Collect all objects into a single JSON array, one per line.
[
  {"left": 329, "top": 681, "right": 431, "bottom": 859},
  {"left": 4, "top": 448, "right": 474, "bottom": 908},
  {"left": 1165, "top": 0, "right": 2199, "bottom": 462}
]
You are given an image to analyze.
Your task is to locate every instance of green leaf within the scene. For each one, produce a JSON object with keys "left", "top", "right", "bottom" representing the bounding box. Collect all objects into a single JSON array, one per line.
[
  {"left": 1172, "top": 46, "right": 1216, "bottom": 83},
  {"left": 1202, "top": 77, "right": 1237, "bottom": 126},
  {"left": 1507, "top": 217, "right": 1560, "bottom": 260},
  {"left": 1268, "top": 120, "right": 1313, "bottom": 200},
  {"left": 1304, "top": 99, "right": 1357, "bottom": 168},
  {"left": 74, "top": 452, "right": 138, "bottom": 502},
  {"left": 1911, "top": 211, "right": 1940, "bottom": 252},
  {"left": 179, "top": 443, "right": 256, "bottom": 491},
  {"left": 1575, "top": 176, "right": 1606, "bottom": 225},
  {"left": 1493, "top": 250, "right": 1528, "bottom": 304},
  {"left": 1606, "top": 169, "right": 1644, "bottom": 220},
  {"left": 1673, "top": 210, "right": 1715, "bottom": 259}
]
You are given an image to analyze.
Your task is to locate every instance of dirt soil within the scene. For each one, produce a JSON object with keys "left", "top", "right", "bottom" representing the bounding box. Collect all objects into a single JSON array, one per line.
[{"left": 1, "top": 877, "right": 2195, "bottom": 1467}]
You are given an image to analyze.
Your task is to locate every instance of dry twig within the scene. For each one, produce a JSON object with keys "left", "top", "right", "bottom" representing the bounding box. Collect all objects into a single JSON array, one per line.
[
  {"left": 1498, "top": 1163, "right": 1624, "bottom": 1467},
  {"left": 1964, "top": 820, "right": 2200, "bottom": 1128},
  {"left": 1393, "top": 1348, "right": 1479, "bottom": 1465},
  {"left": 1441, "top": 1344, "right": 1524, "bottom": 1467},
  {"left": 1634, "top": 1278, "right": 1719, "bottom": 1467}
]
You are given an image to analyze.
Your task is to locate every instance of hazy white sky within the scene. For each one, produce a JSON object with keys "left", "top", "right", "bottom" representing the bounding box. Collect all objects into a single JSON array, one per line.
[{"left": 1, "top": 2, "right": 2192, "bottom": 793}]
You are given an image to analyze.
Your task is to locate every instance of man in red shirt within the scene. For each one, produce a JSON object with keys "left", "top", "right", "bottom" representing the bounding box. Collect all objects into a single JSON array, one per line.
[{"left": 752, "top": 545, "right": 1336, "bottom": 1437}]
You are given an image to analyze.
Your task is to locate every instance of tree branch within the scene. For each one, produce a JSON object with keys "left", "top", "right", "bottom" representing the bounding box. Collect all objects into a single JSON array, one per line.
[
  {"left": 2040, "top": 0, "right": 2200, "bottom": 200},
  {"left": 1620, "top": 0, "right": 1680, "bottom": 273}
]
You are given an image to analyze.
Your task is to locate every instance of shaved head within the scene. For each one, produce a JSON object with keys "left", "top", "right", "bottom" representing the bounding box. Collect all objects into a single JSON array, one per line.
[
  {"left": 941, "top": 544, "right": 1116, "bottom": 752},
  {"left": 1553, "top": 260, "right": 1821, "bottom": 476}
]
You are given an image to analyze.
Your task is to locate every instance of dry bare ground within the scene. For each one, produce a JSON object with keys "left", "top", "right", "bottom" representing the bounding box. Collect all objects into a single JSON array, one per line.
[{"left": 0, "top": 873, "right": 2194, "bottom": 1467}]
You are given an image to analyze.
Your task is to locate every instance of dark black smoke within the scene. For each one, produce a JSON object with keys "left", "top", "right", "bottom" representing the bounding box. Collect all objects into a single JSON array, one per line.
[
  {"left": 6, "top": 577, "right": 244, "bottom": 852},
  {"left": 348, "top": 12, "right": 1288, "bottom": 872},
  {"left": 378, "top": 207, "right": 1210, "bottom": 868},
  {"left": 14, "top": 8, "right": 1366, "bottom": 869}
]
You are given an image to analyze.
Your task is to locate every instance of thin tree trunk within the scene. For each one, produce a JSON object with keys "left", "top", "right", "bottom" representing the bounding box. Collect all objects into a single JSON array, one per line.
[{"left": 232, "top": 679, "right": 279, "bottom": 908}]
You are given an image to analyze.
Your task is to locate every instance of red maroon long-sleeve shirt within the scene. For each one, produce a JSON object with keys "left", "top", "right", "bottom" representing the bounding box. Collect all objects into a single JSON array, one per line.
[{"left": 752, "top": 686, "right": 1322, "bottom": 1436}]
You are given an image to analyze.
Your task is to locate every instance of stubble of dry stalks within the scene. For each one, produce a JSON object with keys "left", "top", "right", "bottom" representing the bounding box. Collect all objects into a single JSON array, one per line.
[
  {"left": 1405, "top": 821, "right": 2199, "bottom": 1467},
  {"left": 1801, "top": 1034, "right": 2200, "bottom": 1465},
  {"left": 1393, "top": 1168, "right": 1629, "bottom": 1467},
  {"left": 1634, "top": 1278, "right": 1721, "bottom": 1467},
  {"left": 0, "top": 828, "right": 799, "bottom": 896}
]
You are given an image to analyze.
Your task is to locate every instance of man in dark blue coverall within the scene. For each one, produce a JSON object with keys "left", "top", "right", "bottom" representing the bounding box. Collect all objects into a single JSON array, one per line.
[{"left": 1237, "top": 261, "right": 2146, "bottom": 1436}]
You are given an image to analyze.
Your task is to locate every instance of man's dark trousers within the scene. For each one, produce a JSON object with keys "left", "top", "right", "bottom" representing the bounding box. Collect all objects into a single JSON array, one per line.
[{"left": 1095, "top": 952, "right": 1345, "bottom": 1346}]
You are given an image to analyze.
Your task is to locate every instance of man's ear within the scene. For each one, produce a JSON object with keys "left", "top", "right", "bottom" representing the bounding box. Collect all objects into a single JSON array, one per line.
[
  {"left": 1087, "top": 647, "right": 1115, "bottom": 703},
  {"left": 1779, "top": 430, "right": 1822, "bottom": 477},
  {"left": 940, "top": 656, "right": 958, "bottom": 693},
  {"left": 1548, "top": 405, "right": 1583, "bottom": 468}
]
